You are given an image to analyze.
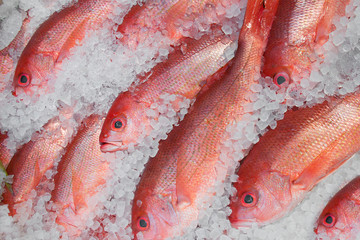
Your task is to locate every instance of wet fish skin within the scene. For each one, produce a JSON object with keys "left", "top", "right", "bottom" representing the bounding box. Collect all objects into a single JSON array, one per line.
[
  {"left": 2, "top": 115, "right": 72, "bottom": 215},
  {"left": 99, "top": 29, "right": 235, "bottom": 152},
  {"left": 116, "top": 0, "right": 228, "bottom": 50},
  {"left": 13, "top": 0, "right": 235, "bottom": 97},
  {"left": 0, "top": 133, "right": 11, "bottom": 169},
  {"left": 131, "top": 0, "right": 280, "bottom": 238},
  {"left": 0, "top": 15, "right": 30, "bottom": 92},
  {"left": 315, "top": 176, "right": 360, "bottom": 239},
  {"left": 13, "top": 0, "right": 115, "bottom": 96},
  {"left": 52, "top": 114, "right": 111, "bottom": 236},
  {"left": 0, "top": 15, "right": 31, "bottom": 195},
  {"left": 262, "top": 0, "right": 350, "bottom": 84},
  {"left": 0, "top": 134, "right": 12, "bottom": 194},
  {"left": 229, "top": 92, "right": 360, "bottom": 228}
]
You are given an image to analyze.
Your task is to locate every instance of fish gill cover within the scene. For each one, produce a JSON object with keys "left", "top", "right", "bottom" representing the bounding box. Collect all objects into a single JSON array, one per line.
[{"left": 0, "top": 0, "right": 360, "bottom": 239}]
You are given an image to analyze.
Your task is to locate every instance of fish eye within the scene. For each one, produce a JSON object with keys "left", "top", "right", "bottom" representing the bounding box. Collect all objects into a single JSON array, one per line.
[
  {"left": 137, "top": 216, "right": 150, "bottom": 231},
  {"left": 273, "top": 72, "right": 289, "bottom": 87},
  {"left": 322, "top": 213, "right": 336, "bottom": 228},
  {"left": 111, "top": 116, "right": 126, "bottom": 132},
  {"left": 240, "top": 192, "right": 257, "bottom": 207},
  {"left": 18, "top": 73, "right": 30, "bottom": 87}
]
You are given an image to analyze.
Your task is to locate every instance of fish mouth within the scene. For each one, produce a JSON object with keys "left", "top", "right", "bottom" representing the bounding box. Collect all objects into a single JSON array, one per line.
[
  {"left": 99, "top": 141, "right": 125, "bottom": 152},
  {"left": 228, "top": 217, "right": 256, "bottom": 229}
]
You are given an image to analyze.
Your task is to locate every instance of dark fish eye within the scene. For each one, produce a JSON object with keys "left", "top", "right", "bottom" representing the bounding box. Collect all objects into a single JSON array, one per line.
[
  {"left": 244, "top": 194, "right": 253, "bottom": 204},
  {"left": 276, "top": 76, "right": 286, "bottom": 85},
  {"left": 111, "top": 116, "right": 126, "bottom": 132},
  {"left": 273, "top": 72, "right": 290, "bottom": 87},
  {"left": 322, "top": 213, "right": 336, "bottom": 228},
  {"left": 240, "top": 192, "right": 257, "bottom": 207},
  {"left": 137, "top": 216, "right": 150, "bottom": 231},
  {"left": 18, "top": 73, "right": 30, "bottom": 87},
  {"left": 114, "top": 120, "right": 122, "bottom": 129}
]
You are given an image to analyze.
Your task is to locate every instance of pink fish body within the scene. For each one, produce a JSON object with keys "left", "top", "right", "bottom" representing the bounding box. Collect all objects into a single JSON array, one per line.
[
  {"left": 13, "top": 0, "right": 115, "bottom": 96},
  {"left": 262, "top": 0, "right": 350, "bottom": 87},
  {"left": 100, "top": 29, "right": 235, "bottom": 152},
  {"left": 0, "top": 133, "right": 11, "bottom": 169},
  {"left": 315, "top": 176, "right": 360, "bottom": 239},
  {"left": 131, "top": 0, "right": 280, "bottom": 238},
  {"left": 0, "top": 15, "right": 30, "bottom": 92},
  {"left": 229, "top": 92, "right": 360, "bottom": 228},
  {"left": 51, "top": 114, "right": 111, "bottom": 236},
  {"left": 2, "top": 114, "right": 73, "bottom": 215}
]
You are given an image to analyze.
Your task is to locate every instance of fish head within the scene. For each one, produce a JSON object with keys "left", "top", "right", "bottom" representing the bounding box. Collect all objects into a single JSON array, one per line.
[
  {"left": 13, "top": 51, "right": 55, "bottom": 96},
  {"left": 132, "top": 191, "right": 179, "bottom": 239},
  {"left": 314, "top": 196, "right": 360, "bottom": 239},
  {"left": 229, "top": 170, "right": 293, "bottom": 227},
  {"left": 99, "top": 91, "right": 150, "bottom": 152},
  {"left": 262, "top": 43, "right": 312, "bottom": 87}
]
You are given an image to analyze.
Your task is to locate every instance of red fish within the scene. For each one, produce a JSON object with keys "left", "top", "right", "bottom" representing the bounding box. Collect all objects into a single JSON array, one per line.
[
  {"left": 51, "top": 114, "right": 112, "bottom": 236},
  {"left": 99, "top": 29, "right": 235, "bottom": 152},
  {"left": 315, "top": 176, "right": 360, "bottom": 239},
  {"left": 229, "top": 92, "right": 360, "bottom": 228},
  {"left": 0, "top": 132, "right": 12, "bottom": 193},
  {"left": 13, "top": 0, "right": 115, "bottom": 96},
  {"left": 116, "top": 0, "right": 241, "bottom": 50},
  {"left": 0, "top": 133, "right": 11, "bottom": 169},
  {"left": 2, "top": 111, "right": 73, "bottom": 215},
  {"left": 1, "top": 15, "right": 30, "bottom": 92},
  {"left": 131, "top": 0, "right": 280, "bottom": 238},
  {"left": 262, "top": 0, "right": 350, "bottom": 87},
  {"left": 13, "top": 0, "right": 239, "bottom": 97}
]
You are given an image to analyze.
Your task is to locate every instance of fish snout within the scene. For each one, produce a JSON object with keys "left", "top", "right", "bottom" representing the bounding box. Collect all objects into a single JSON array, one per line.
[
  {"left": 228, "top": 214, "right": 257, "bottom": 229},
  {"left": 99, "top": 140, "right": 125, "bottom": 152}
]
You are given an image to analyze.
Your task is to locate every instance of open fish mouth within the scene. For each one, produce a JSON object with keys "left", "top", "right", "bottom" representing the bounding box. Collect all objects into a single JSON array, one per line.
[{"left": 99, "top": 141, "right": 125, "bottom": 152}]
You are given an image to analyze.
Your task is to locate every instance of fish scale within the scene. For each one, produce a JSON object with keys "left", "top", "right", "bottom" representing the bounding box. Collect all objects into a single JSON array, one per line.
[
  {"left": 131, "top": 0, "right": 280, "bottom": 238},
  {"left": 14, "top": 0, "right": 237, "bottom": 96},
  {"left": 134, "top": 29, "right": 234, "bottom": 103},
  {"left": 2, "top": 115, "right": 73, "bottom": 215},
  {"left": 52, "top": 114, "right": 111, "bottom": 236},
  {"left": 229, "top": 92, "right": 360, "bottom": 227},
  {"left": 13, "top": 0, "right": 117, "bottom": 96},
  {"left": 99, "top": 28, "right": 236, "bottom": 152},
  {"left": 0, "top": 133, "right": 11, "bottom": 169},
  {"left": 262, "top": 0, "right": 350, "bottom": 83},
  {"left": 315, "top": 176, "right": 360, "bottom": 239},
  {"left": 0, "top": 16, "right": 30, "bottom": 84}
]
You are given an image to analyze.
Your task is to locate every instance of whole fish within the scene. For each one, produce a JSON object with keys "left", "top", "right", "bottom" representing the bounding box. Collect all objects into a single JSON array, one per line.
[
  {"left": 315, "top": 176, "right": 360, "bottom": 239},
  {"left": 99, "top": 28, "right": 235, "bottom": 152},
  {"left": 52, "top": 114, "right": 112, "bottom": 236},
  {"left": 2, "top": 113, "right": 73, "bottom": 215},
  {"left": 131, "top": 0, "right": 280, "bottom": 239},
  {"left": 262, "top": 0, "right": 350, "bottom": 87},
  {"left": 13, "top": 0, "right": 116, "bottom": 96},
  {"left": 13, "top": 0, "right": 237, "bottom": 97},
  {"left": 229, "top": 92, "right": 360, "bottom": 228}
]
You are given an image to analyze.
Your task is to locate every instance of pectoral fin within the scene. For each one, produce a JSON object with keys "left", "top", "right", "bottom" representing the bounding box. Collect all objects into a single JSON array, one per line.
[{"left": 56, "top": 19, "right": 88, "bottom": 63}]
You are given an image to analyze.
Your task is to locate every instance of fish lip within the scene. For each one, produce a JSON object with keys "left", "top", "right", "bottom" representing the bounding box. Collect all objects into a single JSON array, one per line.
[
  {"left": 99, "top": 141, "right": 125, "bottom": 152},
  {"left": 228, "top": 217, "right": 256, "bottom": 229}
]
